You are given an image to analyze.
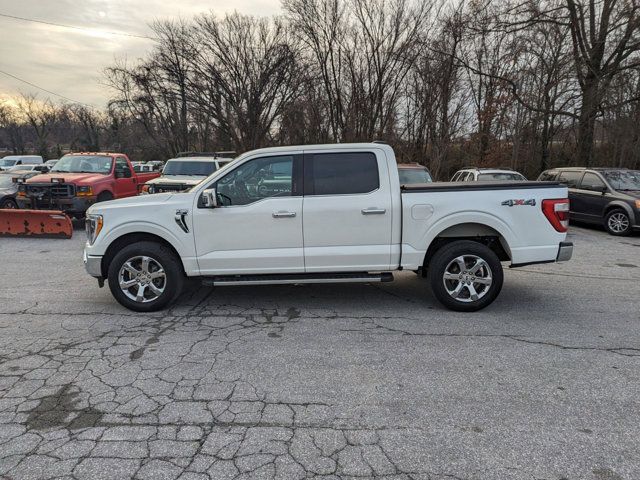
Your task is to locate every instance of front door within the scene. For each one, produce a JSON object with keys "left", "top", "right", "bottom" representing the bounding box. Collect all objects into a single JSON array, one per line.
[
  {"left": 576, "top": 172, "right": 610, "bottom": 222},
  {"left": 302, "top": 149, "right": 393, "bottom": 272},
  {"left": 193, "top": 153, "right": 304, "bottom": 275},
  {"left": 114, "top": 157, "right": 138, "bottom": 198}
]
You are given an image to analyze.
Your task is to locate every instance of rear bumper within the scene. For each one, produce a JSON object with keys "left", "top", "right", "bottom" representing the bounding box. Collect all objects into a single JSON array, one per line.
[
  {"left": 510, "top": 241, "right": 573, "bottom": 268},
  {"left": 556, "top": 241, "right": 573, "bottom": 262}
]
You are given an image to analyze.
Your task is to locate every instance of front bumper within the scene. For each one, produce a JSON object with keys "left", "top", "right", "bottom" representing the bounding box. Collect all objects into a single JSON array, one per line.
[
  {"left": 556, "top": 241, "right": 573, "bottom": 262},
  {"left": 83, "top": 248, "right": 103, "bottom": 278},
  {"left": 17, "top": 195, "right": 96, "bottom": 215}
]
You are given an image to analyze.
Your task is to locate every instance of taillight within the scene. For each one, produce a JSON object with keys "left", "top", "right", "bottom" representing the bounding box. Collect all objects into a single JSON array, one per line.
[{"left": 542, "top": 199, "right": 569, "bottom": 232}]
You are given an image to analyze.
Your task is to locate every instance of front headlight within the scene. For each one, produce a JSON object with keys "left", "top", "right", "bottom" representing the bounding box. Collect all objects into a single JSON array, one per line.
[
  {"left": 85, "top": 214, "right": 103, "bottom": 245},
  {"left": 77, "top": 186, "right": 93, "bottom": 196},
  {"left": 635, "top": 199, "right": 640, "bottom": 210}
]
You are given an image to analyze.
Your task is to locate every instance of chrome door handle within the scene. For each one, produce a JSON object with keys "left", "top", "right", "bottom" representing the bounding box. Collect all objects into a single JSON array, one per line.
[
  {"left": 272, "top": 211, "right": 296, "bottom": 218},
  {"left": 361, "top": 208, "right": 386, "bottom": 215}
]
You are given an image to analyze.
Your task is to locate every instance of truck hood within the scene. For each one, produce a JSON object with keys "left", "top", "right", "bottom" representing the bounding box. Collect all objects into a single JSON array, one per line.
[
  {"left": 87, "top": 192, "right": 176, "bottom": 216},
  {"left": 26, "top": 172, "right": 109, "bottom": 185},
  {"left": 146, "top": 175, "right": 205, "bottom": 185}
]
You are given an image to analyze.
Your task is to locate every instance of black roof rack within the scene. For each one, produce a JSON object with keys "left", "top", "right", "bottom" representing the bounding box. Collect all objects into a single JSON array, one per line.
[{"left": 176, "top": 151, "right": 236, "bottom": 158}]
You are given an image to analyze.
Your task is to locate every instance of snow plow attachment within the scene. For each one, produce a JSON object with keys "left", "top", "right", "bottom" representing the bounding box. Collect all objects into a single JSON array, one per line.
[{"left": 0, "top": 209, "right": 73, "bottom": 239}]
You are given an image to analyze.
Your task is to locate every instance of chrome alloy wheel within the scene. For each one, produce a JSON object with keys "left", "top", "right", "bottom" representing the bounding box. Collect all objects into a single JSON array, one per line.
[
  {"left": 442, "top": 255, "right": 493, "bottom": 303},
  {"left": 608, "top": 212, "right": 630, "bottom": 233},
  {"left": 118, "top": 256, "right": 166, "bottom": 303}
]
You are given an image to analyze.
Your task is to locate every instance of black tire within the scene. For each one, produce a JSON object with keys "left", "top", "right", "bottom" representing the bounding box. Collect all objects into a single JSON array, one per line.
[
  {"left": 0, "top": 198, "right": 18, "bottom": 209},
  {"left": 604, "top": 209, "right": 632, "bottom": 236},
  {"left": 107, "top": 241, "right": 185, "bottom": 312},
  {"left": 428, "top": 240, "right": 504, "bottom": 312},
  {"left": 97, "top": 191, "right": 113, "bottom": 203}
]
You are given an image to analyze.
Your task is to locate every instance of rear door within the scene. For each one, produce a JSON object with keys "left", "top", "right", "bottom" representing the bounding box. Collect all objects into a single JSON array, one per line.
[
  {"left": 302, "top": 149, "right": 393, "bottom": 272},
  {"left": 113, "top": 157, "right": 138, "bottom": 198},
  {"left": 557, "top": 170, "right": 584, "bottom": 220}
]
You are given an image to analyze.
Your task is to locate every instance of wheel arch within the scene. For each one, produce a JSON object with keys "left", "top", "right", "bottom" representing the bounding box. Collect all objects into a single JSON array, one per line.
[
  {"left": 421, "top": 222, "right": 512, "bottom": 273},
  {"left": 101, "top": 232, "right": 185, "bottom": 278},
  {"left": 604, "top": 201, "right": 634, "bottom": 218}
]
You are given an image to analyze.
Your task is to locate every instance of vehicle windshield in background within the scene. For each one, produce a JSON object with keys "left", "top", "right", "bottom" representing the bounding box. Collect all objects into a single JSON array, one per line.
[
  {"left": 398, "top": 169, "right": 432, "bottom": 184},
  {"left": 51, "top": 156, "right": 113, "bottom": 174},
  {"left": 163, "top": 161, "right": 219, "bottom": 176},
  {"left": 602, "top": 170, "right": 640, "bottom": 191},
  {"left": 478, "top": 172, "right": 525, "bottom": 181},
  {"left": 0, "top": 175, "right": 16, "bottom": 188},
  {"left": 0, "top": 159, "right": 17, "bottom": 167}
]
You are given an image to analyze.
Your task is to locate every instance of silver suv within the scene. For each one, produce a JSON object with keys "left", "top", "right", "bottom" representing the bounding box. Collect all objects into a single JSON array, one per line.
[{"left": 451, "top": 167, "right": 526, "bottom": 182}]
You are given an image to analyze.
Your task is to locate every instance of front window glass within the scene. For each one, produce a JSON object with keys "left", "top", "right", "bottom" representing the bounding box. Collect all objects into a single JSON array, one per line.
[
  {"left": 398, "top": 168, "right": 433, "bottom": 184},
  {"left": 0, "top": 159, "right": 17, "bottom": 167},
  {"left": 215, "top": 155, "right": 293, "bottom": 206},
  {"left": 602, "top": 170, "right": 640, "bottom": 191},
  {"left": 163, "top": 161, "right": 219, "bottom": 176},
  {"left": 51, "top": 155, "right": 113, "bottom": 174},
  {"left": 557, "top": 171, "right": 582, "bottom": 188},
  {"left": 580, "top": 173, "right": 606, "bottom": 191}
]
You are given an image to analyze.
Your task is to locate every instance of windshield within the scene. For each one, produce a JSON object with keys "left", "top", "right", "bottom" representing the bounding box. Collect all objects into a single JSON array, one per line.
[
  {"left": 0, "top": 159, "right": 17, "bottom": 167},
  {"left": 163, "top": 160, "right": 219, "bottom": 176},
  {"left": 0, "top": 175, "right": 16, "bottom": 188},
  {"left": 602, "top": 170, "right": 640, "bottom": 190},
  {"left": 398, "top": 168, "right": 432, "bottom": 184},
  {"left": 51, "top": 155, "right": 113, "bottom": 174},
  {"left": 478, "top": 172, "right": 526, "bottom": 181}
]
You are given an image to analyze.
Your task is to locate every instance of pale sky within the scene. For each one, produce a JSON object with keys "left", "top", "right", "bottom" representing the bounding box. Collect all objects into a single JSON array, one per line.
[{"left": 0, "top": 0, "right": 282, "bottom": 107}]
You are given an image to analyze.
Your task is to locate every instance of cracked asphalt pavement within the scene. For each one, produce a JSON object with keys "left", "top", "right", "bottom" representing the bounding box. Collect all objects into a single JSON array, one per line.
[{"left": 0, "top": 225, "right": 639, "bottom": 480}]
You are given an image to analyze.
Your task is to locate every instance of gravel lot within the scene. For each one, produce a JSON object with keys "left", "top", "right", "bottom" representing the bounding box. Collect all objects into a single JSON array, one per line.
[{"left": 0, "top": 224, "right": 639, "bottom": 480}]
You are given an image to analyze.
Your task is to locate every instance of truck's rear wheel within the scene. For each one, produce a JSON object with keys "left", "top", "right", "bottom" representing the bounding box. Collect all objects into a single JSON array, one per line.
[
  {"left": 107, "top": 241, "right": 184, "bottom": 312},
  {"left": 428, "top": 240, "right": 503, "bottom": 312}
]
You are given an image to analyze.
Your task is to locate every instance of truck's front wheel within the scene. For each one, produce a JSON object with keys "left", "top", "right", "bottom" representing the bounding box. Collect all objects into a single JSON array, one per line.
[
  {"left": 428, "top": 240, "right": 503, "bottom": 312},
  {"left": 107, "top": 241, "right": 184, "bottom": 312}
]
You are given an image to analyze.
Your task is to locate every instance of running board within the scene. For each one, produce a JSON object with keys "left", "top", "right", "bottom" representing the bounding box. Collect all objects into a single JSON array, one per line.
[{"left": 202, "top": 272, "right": 394, "bottom": 287}]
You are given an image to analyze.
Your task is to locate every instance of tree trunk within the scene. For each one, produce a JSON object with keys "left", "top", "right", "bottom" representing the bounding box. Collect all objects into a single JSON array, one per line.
[{"left": 577, "top": 80, "right": 599, "bottom": 167}]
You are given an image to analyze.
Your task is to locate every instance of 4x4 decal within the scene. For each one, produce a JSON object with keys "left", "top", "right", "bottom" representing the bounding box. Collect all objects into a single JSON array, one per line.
[{"left": 501, "top": 199, "right": 536, "bottom": 207}]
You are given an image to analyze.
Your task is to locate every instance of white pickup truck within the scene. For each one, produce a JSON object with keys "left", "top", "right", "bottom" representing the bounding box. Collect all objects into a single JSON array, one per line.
[{"left": 83, "top": 143, "right": 573, "bottom": 312}]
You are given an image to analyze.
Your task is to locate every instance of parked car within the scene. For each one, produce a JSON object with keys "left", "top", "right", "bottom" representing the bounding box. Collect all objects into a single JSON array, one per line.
[
  {"left": 146, "top": 160, "right": 165, "bottom": 171},
  {"left": 398, "top": 163, "right": 433, "bottom": 185},
  {"left": 83, "top": 142, "right": 572, "bottom": 313},
  {"left": 16, "top": 152, "right": 160, "bottom": 218},
  {"left": 142, "top": 154, "right": 234, "bottom": 194},
  {"left": 538, "top": 167, "right": 640, "bottom": 236},
  {"left": 7, "top": 164, "right": 49, "bottom": 173},
  {"left": 0, "top": 155, "right": 44, "bottom": 172},
  {"left": 0, "top": 171, "right": 41, "bottom": 209},
  {"left": 451, "top": 167, "right": 527, "bottom": 182},
  {"left": 133, "top": 163, "right": 155, "bottom": 173}
]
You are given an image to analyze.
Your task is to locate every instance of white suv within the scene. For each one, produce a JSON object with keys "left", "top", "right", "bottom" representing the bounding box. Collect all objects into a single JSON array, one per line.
[{"left": 451, "top": 168, "right": 526, "bottom": 182}]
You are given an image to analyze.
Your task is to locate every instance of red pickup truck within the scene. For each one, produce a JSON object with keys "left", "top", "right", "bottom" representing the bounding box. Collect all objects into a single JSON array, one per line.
[{"left": 16, "top": 152, "right": 160, "bottom": 218}]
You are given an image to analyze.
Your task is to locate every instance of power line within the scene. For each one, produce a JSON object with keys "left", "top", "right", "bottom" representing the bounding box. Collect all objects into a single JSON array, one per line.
[
  {"left": 0, "top": 69, "right": 96, "bottom": 107},
  {"left": 0, "top": 12, "right": 155, "bottom": 40}
]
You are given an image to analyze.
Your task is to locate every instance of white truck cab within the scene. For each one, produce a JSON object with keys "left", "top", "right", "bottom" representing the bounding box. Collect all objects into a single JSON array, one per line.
[{"left": 84, "top": 143, "right": 572, "bottom": 312}]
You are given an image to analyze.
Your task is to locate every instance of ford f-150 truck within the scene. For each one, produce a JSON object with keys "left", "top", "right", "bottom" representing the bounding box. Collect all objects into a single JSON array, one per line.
[
  {"left": 17, "top": 152, "right": 160, "bottom": 217},
  {"left": 83, "top": 143, "right": 573, "bottom": 312}
]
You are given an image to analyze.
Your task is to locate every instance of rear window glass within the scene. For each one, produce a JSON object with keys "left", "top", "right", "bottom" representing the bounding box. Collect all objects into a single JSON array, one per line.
[
  {"left": 477, "top": 172, "right": 526, "bottom": 181},
  {"left": 163, "top": 161, "right": 219, "bottom": 176},
  {"left": 538, "top": 171, "right": 558, "bottom": 181},
  {"left": 308, "top": 152, "right": 379, "bottom": 195}
]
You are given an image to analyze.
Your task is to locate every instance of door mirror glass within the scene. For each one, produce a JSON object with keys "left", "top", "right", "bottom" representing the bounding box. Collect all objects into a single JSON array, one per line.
[{"left": 202, "top": 188, "right": 218, "bottom": 208}]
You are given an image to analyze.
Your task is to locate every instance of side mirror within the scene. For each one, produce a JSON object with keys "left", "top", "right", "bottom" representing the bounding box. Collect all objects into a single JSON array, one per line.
[
  {"left": 202, "top": 188, "right": 218, "bottom": 208},
  {"left": 601, "top": 185, "right": 608, "bottom": 194}
]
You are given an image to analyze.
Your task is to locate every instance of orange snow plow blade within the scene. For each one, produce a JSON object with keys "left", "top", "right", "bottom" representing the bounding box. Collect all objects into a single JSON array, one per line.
[{"left": 0, "top": 209, "right": 73, "bottom": 239}]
